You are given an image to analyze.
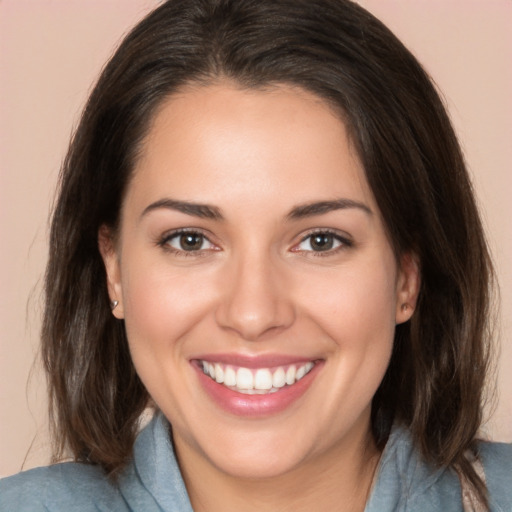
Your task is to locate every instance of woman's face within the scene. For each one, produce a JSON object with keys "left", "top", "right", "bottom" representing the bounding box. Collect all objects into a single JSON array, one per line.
[{"left": 101, "top": 83, "right": 418, "bottom": 480}]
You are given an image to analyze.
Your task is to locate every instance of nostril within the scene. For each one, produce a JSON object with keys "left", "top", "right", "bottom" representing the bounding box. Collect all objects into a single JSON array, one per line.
[{"left": 215, "top": 296, "right": 295, "bottom": 341}]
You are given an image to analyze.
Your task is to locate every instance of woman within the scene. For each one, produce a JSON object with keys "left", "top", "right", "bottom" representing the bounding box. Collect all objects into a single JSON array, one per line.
[{"left": 1, "top": 0, "right": 510, "bottom": 510}]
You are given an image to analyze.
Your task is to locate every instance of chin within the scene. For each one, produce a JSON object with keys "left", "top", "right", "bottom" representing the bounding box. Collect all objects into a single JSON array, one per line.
[{"left": 206, "top": 439, "right": 310, "bottom": 480}]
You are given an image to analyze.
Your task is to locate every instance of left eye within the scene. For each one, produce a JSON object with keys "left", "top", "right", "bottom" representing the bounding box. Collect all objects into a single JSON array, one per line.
[
  {"left": 296, "top": 232, "right": 344, "bottom": 252},
  {"left": 165, "top": 232, "right": 214, "bottom": 252}
]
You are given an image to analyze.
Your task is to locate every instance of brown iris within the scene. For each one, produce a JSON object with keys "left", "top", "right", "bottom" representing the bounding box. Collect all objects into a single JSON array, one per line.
[
  {"left": 179, "top": 233, "right": 204, "bottom": 251},
  {"left": 310, "top": 233, "right": 335, "bottom": 251}
]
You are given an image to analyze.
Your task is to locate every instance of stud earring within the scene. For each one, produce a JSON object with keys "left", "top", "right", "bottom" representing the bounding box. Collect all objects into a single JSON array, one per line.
[
  {"left": 110, "top": 300, "right": 119, "bottom": 311},
  {"left": 401, "top": 303, "right": 410, "bottom": 313}
]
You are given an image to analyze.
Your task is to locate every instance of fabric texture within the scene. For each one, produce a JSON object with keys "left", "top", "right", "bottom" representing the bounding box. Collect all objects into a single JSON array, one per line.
[{"left": 1, "top": 413, "right": 511, "bottom": 511}]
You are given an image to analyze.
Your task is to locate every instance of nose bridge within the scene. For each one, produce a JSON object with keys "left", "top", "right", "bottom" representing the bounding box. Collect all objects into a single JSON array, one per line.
[{"left": 216, "top": 244, "right": 294, "bottom": 340}]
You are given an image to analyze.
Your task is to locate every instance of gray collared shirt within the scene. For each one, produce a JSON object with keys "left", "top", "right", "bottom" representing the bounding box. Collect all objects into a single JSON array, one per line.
[{"left": 1, "top": 413, "right": 511, "bottom": 511}]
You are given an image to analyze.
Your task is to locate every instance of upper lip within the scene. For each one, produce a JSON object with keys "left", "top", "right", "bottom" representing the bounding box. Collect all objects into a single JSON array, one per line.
[{"left": 191, "top": 353, "right": 320, "bottom": 369}]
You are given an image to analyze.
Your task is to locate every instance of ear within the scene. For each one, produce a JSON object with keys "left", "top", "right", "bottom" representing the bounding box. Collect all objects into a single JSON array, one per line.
[
  {"left": 98, "top": 225, "right": 124, "bottom": 319},
  {"left": 395, "top": 252, "right": 420, "bottom": 324}
]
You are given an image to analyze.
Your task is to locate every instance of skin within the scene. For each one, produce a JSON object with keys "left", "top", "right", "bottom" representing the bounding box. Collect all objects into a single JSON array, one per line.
[{"left": 100, "top": 82, "right": 420, "bottom": 511}]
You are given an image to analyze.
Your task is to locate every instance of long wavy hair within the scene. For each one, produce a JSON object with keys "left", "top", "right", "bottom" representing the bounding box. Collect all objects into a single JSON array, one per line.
[{"left": 42, "top": 0, "right": 494, "bottom": 505}]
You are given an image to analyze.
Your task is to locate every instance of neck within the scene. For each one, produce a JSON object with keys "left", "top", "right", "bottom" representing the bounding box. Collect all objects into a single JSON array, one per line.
[{"left": 175, "top": 421, "right": 381, "bottom": 512}]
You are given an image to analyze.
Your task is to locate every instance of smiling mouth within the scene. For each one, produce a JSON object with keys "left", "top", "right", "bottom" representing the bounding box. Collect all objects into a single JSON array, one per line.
[{"left": 198, "top": 360, "right": 316, "bottom": 395}]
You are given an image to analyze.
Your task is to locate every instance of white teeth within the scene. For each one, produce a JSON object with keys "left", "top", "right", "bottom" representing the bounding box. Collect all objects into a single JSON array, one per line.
[
  {"left": 254, "top": 369, "right": 273, "bottom": 390},
  {"left": 224, "top": 366, "right": 237, "bottom": 386},
  {"left": 200, "top": 360, "right": 315, "bottom": 394},
  {"left": 214, "top": 363, "right": 224, "bottom": 383},
  {"left": 236, "top": 368, "right": 254, "bottom": 389},
  {"left": 285, "top": 365, "right": 296, "bottom": 385},
  {"left": 272, "top": 367, "right": 286, "bottom": 388},
  {"left": 296, "top": 365, "right": 306, "bottom": 380}
]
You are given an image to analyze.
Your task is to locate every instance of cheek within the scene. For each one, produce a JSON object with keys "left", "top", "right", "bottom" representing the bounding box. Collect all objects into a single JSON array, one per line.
[
  {"left": 120, "top": 256, "right": 217, "bottom": 353},
  {"left": 296, "top": 258, "right": 398, "bottom": 347}
]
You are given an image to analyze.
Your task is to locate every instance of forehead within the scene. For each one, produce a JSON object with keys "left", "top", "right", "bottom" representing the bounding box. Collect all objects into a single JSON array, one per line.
[{"left": 127, "top": 82, "right": 375, "bottom": 215}]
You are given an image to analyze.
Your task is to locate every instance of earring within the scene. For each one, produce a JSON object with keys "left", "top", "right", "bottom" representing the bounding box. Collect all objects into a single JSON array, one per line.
[{"left": 110, "top": 300, "right": 119, "bottom": 311}]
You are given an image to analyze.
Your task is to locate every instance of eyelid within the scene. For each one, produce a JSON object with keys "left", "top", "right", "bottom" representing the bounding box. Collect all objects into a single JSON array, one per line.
[
  {"left": 291, "top": 228, "right": 353, "bottom": 254},
  {"left": 156, "top": 227, "right": 352, "bottom": 256},
  {"left": 157, "top": 227, "right": 219, "bottom": 254}
]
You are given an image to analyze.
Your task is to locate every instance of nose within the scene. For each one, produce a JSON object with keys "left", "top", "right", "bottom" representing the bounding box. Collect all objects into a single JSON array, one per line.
[{"left": 215, "top": 252, "right": 295, "bottom": 341}]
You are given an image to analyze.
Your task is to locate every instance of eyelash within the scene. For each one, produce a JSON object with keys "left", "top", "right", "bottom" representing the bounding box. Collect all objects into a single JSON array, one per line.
[
  {"left": 293, "top": 229, "right": 353, "bottom": 257},
  {"left": 157, "top": 229, "right": 217, "bottom": 257},
  {"left": 157, "top": 228, "right": 352, "bottom": 258}
]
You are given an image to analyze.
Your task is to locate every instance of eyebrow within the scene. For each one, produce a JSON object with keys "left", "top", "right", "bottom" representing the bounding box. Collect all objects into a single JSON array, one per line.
[
  {"left": 287, "top": 199, "right": 372, "bottom": 219},
  {"left": 140, "top": 197, "right": 371, "bottom": 222},
  {"left": 141, "top": 199, "right": 223, "bottom": 220}
]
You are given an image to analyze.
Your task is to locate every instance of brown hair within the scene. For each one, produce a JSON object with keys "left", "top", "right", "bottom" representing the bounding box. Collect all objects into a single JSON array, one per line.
[{"left": 42, "top": 0, "right": 494, "bottom": 504}]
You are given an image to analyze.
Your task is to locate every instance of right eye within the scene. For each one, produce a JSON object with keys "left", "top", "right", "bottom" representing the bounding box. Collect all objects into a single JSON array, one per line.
[
  {"left": 296, "top": 232, "right": 342, "bottom": 252},
  {"left": 161, "top": 230, "right": 216, "bottom": 253}
]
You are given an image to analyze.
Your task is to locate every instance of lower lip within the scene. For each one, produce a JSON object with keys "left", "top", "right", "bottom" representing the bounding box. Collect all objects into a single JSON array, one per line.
[{"left": 194, "top": 362, "right": 322, "bottom": 417}]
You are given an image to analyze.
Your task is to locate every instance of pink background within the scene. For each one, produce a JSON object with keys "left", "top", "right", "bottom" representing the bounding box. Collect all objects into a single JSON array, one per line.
[{"left": 1, "top": 0, "right": 510, "bottom": 477}]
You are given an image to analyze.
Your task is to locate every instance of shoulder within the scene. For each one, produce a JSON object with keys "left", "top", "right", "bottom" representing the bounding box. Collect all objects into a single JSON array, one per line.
[
  {"left": 0, "top": 413, "right": 194, "bottom": 512},
  {"left": 0, "top": 462, "right": 125, "bottom": 512},
  {"left": 366, "top": 426, "right": 512, "bottom": 512},
  {"left": 478, "top": 439, "right": 512, "bottom": 510},
  {"left": 367, "top": 425, "right": 464, "bottom": 511}
]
